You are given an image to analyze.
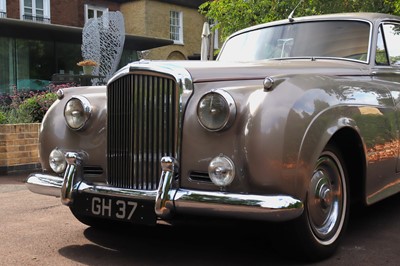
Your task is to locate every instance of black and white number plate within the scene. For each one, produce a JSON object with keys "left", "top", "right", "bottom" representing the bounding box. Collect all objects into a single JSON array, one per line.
[{"left": 74, "top": 193, "right": 157, "bottom": 225}]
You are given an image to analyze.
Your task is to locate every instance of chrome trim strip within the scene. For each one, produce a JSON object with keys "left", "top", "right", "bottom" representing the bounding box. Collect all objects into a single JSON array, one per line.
[{"left": 108, "top": 60, "right": 194, "bottom": 92}]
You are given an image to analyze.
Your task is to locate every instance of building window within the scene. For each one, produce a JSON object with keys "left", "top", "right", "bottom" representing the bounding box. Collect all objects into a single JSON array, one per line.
[
  {"left": 0, "top": 37, "right": 54, "bottom": 94},
  {"left": 170, "top": 11, "right": 183, "bottom": 44},
  {"left": 0, "top": 0, "right": 6, "bottom": 18},
  {"left": 85, "top": 4, "right": 108, "bottom": 23},
  {"left": 20, "top": 0, "right": 50, "bottom": 23}
]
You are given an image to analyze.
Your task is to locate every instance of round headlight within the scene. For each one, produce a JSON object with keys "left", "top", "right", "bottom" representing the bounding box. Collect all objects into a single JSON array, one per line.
[
  {"left": 197, "top": 90, "right": 236, "bottom": 131},
  {"left": 208, "top": 155, "right": 235, "bottom": 187},
  {"left": 49, "top": 149, "right": 66, "bottom": 174},
  {"left": 64, "top": 96, "right": 91, "bottom": 130}
]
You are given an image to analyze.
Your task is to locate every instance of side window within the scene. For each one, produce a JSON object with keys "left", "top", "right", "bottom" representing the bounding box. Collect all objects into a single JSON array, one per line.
[
  {"left": 376, "top": 25, "right": 389, "bottom": 65},
  {"left": 382, "top": 23, "right": 400, "bottom": 66}
]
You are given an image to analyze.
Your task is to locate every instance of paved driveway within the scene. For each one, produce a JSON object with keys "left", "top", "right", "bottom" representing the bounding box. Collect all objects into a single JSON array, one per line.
[{"left": 1, "top": 173, "right": 399, "bottom": 265}]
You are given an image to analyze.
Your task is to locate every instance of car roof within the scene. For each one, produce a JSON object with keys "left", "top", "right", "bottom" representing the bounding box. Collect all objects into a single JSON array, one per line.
[
  {"left": 286, "top": 12, "right": 400, "bottom": 23},
  {"left": 229, "top": 12, "right": 400, "bottom": 38}
]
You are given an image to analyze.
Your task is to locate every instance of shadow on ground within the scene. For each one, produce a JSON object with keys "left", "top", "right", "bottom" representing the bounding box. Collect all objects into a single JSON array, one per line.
[
  {"left": 58, "top": 218, "right": 303, "bottom": 266},
  {"left": 58, "top": 193, "right": 400, "bottom": 265}
]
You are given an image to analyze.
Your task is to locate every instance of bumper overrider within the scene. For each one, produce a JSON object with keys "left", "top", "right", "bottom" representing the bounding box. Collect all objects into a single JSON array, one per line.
[{"left": 26, "top": 152, "right": 304, "bottom": 224}]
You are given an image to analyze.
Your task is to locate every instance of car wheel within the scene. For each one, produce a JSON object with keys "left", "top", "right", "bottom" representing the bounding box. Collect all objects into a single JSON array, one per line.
[{"left": 289, "top": 144, "right": 349, "bottom": 261}]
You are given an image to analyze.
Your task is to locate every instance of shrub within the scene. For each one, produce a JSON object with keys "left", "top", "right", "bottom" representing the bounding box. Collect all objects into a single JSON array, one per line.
[
  {"left": 0, "top": 111, "right": 6, "bottom": 124},
  {"left": 18, "top": 92, "right": 57, "bottom": 122},
  {"left": 5, "top": 107, "right": 34, "bottom": 124},
  {"left": 0, "top": 83, "right": 77, "bottom": 124},
  {"left": 19, "top": 97, "right": 41, "bottom": 123}
]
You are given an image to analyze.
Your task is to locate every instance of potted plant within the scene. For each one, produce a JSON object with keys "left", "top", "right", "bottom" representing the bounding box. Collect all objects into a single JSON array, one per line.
[{"left": 77, "top": 60, "right": 98, "bottom": 75}]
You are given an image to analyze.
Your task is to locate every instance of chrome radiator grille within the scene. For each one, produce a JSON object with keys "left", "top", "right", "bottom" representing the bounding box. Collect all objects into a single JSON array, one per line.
[{"left": 107, "top": 73, "right": 178, "bottom": 190}]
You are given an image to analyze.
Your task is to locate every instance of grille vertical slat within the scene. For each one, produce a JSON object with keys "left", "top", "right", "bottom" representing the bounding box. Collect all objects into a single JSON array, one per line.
[{"left": 107, "top": 73, "right": 177, "bottom": 190}]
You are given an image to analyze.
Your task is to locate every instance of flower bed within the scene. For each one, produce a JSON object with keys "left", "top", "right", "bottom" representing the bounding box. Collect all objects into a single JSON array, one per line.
[{"left": 0, "top": 83, "right": 78, "bottom": 174}]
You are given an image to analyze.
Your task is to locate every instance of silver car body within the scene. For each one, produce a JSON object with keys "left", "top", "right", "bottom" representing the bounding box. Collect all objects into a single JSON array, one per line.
[{"left": 27, "top": 12, "right": 400, "bottom": 260}]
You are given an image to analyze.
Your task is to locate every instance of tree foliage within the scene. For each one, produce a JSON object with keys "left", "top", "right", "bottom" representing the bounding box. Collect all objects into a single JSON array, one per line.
[{"left": 199, "top": 0, "right": 400, "bottom": 42}]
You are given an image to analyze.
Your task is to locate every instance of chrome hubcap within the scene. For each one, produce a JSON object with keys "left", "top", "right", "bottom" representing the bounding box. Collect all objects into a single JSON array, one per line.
[{"left": 308, "top": 151, "right": 346, "bottom": 244}]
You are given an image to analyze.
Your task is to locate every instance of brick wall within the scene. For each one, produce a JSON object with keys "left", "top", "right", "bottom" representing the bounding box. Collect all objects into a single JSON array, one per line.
[
  {"left": 51, "top": 0, "right": 121, "bottom": 27},
  {"left": 5, "top": 0, "right": 19, "bottom": 19},
  {"left": 0, "top": 124, "right": 41, "bottom": 174}
]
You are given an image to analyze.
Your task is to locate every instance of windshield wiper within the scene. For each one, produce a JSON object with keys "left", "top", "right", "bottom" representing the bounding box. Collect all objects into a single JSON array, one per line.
[{"left": 269, "top": 56, "right": 315, "bottom": 61}]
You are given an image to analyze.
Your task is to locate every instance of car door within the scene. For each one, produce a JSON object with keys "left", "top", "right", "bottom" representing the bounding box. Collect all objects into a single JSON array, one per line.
[{"left": 376, "top": 23, "right": 400, "bottom": 172}]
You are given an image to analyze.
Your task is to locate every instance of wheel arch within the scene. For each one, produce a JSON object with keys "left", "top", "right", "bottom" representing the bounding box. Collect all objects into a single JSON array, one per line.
[
  {"left": 327, "top": 127, "right": 367, "bottom": 206},
  {"left": 297, "top": 109, "right": 368, "bottom": 205}
]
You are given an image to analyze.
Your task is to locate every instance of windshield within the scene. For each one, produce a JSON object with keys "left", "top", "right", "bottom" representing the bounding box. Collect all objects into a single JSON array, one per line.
[{"left": 218, "top": 20, "right": 371, "bottom": 63}]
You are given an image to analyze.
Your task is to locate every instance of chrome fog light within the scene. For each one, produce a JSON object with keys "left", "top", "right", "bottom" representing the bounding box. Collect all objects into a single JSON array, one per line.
[
  {"left": 64, "top": 96, "right": 91, "bottom": 130},
  {"left": 49, "top": 149, "right": 66, "bottom": 173},
  {"left": 208, "top": 155, "right": 235, "bottom": 187},
  {"left": 197, "top": 90, "right": 236, "bottom": 131}
]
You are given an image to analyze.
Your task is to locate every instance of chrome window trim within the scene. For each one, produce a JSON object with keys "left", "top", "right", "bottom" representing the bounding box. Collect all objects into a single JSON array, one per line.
[{"left": 218, "top": 18, "right": 373, "bottom": 65}]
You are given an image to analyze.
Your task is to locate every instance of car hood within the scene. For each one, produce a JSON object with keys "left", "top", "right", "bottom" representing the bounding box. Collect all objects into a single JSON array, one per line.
[{"left": 124, "top": 59, "right": 371, "bottom": 84}]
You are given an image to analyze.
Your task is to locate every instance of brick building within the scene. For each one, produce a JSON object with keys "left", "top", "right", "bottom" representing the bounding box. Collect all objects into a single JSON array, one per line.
[
  {"left": 121, "top": 0, "right": 210, "bottom": 60},
  {"left": 0, "top": 0, "right": 209, "bottom": 95}
]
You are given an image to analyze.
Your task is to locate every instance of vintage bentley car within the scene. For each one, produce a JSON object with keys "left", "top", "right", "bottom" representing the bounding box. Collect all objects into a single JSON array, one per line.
[{"left": 27, "top": 12, "right": 400, "bottom": 260}]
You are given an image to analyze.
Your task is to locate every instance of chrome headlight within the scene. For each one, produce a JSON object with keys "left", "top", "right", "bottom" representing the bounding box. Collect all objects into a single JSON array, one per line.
[
  {"left": 64, "top": 96, "right": 91, "bottom": 130},
  {"left": 197, "top": 89, "right": 236, "bottom": 131},
  {"left": 208, "top": 154, "right": 235, "bottom": 187},
  {"left": 49, "top": 148, "right": 66, "bottom": 174}
]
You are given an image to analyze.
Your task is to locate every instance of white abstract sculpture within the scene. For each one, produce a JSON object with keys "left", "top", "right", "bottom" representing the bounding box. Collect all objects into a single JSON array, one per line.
[{"left": 82, "top": 11, "right": 125, "bottom": 84}]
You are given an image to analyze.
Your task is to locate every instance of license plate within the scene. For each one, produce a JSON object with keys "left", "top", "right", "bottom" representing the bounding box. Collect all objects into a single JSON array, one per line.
[{"left": 74, "top": 193, "right": 157, "bottom": 225}]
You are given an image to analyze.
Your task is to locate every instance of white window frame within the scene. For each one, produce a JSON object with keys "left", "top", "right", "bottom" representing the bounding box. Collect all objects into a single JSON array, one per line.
[
  {"left": 0, "top": 0, "right": 6, "bottom": 18},
  {"left": 20, "top": 0, "right": 50, "bottom": 22},
  {"left": 170, "top": 11, "right": 183, "bottom": 44},
  {"left": 84, "top": 4, "right": 108, "bottom": 23}
]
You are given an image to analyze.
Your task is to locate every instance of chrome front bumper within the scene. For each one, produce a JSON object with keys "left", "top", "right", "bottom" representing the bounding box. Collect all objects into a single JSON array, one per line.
[{"left": 27, "top": 155, "right": 304, "bottom": 222}]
